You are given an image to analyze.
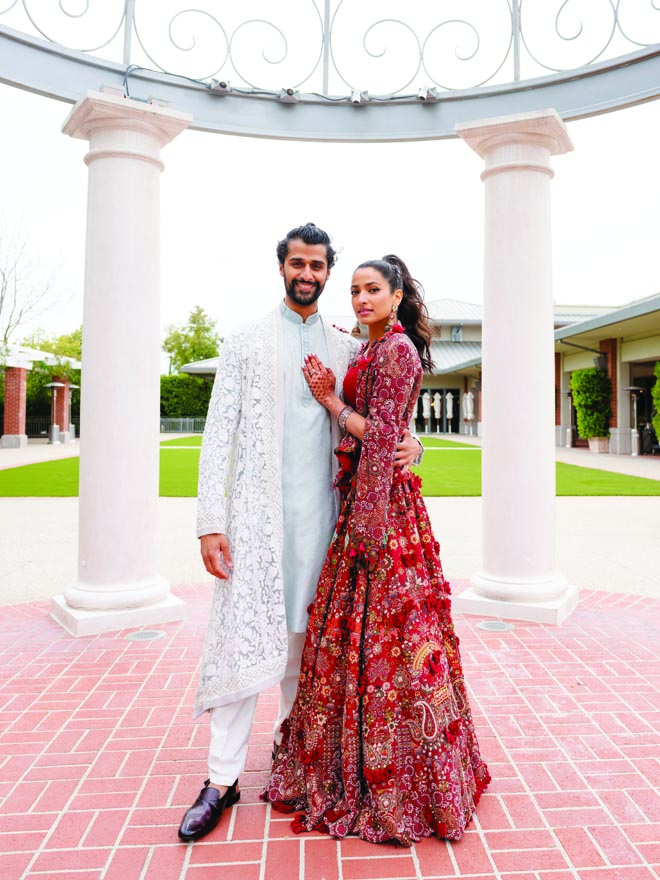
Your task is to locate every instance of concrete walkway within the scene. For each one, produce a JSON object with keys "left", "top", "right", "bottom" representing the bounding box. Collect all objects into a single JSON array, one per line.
[
  {"left": 0, "top": 437, "right": 81, "bottom": 470},
  {"left": 1, "top": 435, "right": 659, "bottom": 606}
]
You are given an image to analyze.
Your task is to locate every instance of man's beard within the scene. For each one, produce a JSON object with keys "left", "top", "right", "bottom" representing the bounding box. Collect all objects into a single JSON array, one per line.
[{"left": 285, "top": 277, "right": 325, "bottom": 306}]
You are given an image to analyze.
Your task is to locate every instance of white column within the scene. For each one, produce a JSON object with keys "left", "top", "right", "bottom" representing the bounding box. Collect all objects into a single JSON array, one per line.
[
  {"left": 51, "top": 91, "right": 191, "bottom": 636},
  {"left": 455, "top": 109, "right": 579, "bottom": 625}
]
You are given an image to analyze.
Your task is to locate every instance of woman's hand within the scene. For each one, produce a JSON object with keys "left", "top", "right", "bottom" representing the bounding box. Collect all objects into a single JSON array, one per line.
[{"left": 302, "top": 354, "right": 337, "bottom": 408}]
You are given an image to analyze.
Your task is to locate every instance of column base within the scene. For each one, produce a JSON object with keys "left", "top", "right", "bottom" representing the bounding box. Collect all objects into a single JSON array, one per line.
[
  {"left": 454, "top": 584, "right": 579, "bottom": 625},
  {"left": 50, "top": 592, "right": 187, "bottom": 637},
  {"left": 1, "top": 434, "right": 28, "bottom": 448}
]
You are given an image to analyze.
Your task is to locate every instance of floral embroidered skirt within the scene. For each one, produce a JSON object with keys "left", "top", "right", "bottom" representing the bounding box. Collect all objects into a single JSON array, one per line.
[{"left": 261, "top": 471, "right": 491, "bottom": 846}]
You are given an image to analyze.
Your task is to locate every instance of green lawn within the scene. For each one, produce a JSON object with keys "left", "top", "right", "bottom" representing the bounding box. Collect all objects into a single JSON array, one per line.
[{"left": 0, "top": 437, "right": 658, "bottom": 497}]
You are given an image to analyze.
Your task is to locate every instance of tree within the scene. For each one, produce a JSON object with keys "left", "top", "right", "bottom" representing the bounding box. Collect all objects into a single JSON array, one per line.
[
  {"left": 652, "top": 361, "right": 660, "bottom": 442},
  {"left": 160, "top": 374, "right": 213, "bottom": 417},
  {"left": 0, "top": 227, "right": 61, "bottom": 353},
  {"left": 570, "top": 368, "right": 612, "bottom": 439},
  {"left": 22, "top": 326, "right": 82, "bottom": 361},
  {"left": 162, "top": 306, "right": 220, "bottom": 373}
]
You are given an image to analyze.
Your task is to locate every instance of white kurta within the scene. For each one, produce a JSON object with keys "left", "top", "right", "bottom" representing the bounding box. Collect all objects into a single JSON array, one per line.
[
  {"left": 280, "top": 303, "right": 337, "bottom": 632},
  {"left": 194, "top": 306, "right": 359, "bottom": 716}
]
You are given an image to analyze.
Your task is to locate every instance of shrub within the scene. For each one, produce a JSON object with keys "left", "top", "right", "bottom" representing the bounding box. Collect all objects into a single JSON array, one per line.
[
  {"left": 652, "top": 362, "right": 660, "bottom": 442},
  {"left": 160, "top": 373, "right": 213, "bottom": 418},
  {"left": 570, "top": 368, "right": 612, "bottom": 439}
]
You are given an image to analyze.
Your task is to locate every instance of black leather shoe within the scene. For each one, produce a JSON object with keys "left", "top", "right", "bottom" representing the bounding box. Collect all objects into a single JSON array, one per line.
[{"left": 178, "top": 779, "right": 240, "bottom": 842}]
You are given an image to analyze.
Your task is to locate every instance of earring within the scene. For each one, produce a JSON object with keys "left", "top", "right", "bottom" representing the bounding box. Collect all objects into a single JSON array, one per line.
[{"left": 386, "top": 301, "right": 399, "bottom": 332}]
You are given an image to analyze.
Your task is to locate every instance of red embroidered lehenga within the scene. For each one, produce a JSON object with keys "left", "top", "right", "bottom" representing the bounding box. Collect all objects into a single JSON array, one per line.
[{"left": 262, "top": 327, "right": 490, "bottom": 846}]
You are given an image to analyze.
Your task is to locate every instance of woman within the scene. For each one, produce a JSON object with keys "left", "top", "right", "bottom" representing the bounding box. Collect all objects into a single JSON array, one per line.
[{"left": 262, "top": 255, "right": 490, "bottom": 845}]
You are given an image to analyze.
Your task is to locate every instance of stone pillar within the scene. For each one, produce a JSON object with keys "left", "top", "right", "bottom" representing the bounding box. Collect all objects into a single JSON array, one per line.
[
  {"left": 455, "top": 109, "right": 578, "bottom": 625},
  {"left": 611, "top": 346, "right": 631, "bottom": 454},
  {"left": 51, "top": 91, "right": 191, "bottom": 637},
  {"left": 1, "top": 363, "right": 29, "bottom": 448}
]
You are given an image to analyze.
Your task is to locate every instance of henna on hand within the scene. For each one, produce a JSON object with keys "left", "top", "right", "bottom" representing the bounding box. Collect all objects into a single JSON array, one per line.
[{"left": 302, "top": 353, "right": 336, "bottom": 405}]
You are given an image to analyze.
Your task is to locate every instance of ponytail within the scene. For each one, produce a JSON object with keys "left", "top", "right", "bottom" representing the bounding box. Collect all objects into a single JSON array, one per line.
[{"left": 355, "top": 255, "right": 434, "bottom": 372}]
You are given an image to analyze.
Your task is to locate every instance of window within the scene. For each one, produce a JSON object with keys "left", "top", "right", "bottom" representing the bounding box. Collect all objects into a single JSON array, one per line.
[{"left": 451, "top": 325, "right": 463, "bottom": 342}]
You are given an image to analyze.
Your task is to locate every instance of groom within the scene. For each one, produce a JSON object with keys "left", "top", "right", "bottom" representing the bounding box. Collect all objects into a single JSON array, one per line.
[{"left": 178, "top": 223, "right": 422, "bottom": 842}]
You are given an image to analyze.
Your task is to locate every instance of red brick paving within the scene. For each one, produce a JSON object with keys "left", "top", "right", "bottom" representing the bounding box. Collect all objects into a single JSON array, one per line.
[{"left": 1, "top": 584, "right": 659, "bottom": 880}]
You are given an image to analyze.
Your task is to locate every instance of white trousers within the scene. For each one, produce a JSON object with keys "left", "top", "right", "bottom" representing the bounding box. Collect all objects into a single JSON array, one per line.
[{"left": 208, "top": 631, "right": 306, "bottom": 786}]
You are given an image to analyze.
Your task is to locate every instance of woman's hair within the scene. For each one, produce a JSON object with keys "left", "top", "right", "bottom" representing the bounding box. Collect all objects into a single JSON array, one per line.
[{"left": 355, "top": 255, "right": 434, "bottom": 372}]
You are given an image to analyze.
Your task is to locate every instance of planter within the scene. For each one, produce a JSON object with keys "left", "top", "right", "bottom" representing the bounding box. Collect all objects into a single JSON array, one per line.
[{"left": 588, "top": 437, "right": 609, "bottom": 454}]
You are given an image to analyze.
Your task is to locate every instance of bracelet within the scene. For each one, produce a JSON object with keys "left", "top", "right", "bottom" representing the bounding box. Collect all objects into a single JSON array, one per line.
[{"left": 337, "top": 405, "right": 354, "bottom": 432}]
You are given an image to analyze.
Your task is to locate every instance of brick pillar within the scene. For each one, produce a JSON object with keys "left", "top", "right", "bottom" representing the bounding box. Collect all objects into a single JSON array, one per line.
[
  {"left": 1, "top": 366, "right": 28, "bottom": 449},
  {"left": 600, "top": 338, "right": 618, "bottom": 428},
  {"left": 555, "top": 353, "right": 561, "bottom": 426},
  {"left": 52, "top": 377, "right": 70, "bottom": 432}
]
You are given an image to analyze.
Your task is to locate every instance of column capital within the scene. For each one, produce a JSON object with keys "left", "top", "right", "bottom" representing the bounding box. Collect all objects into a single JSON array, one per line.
[
  {"left": 62, "top": 90, "right": 192, "bottom": 146},
  {"left": 456, "top": 108, "right": 573, "bottom": 158}
]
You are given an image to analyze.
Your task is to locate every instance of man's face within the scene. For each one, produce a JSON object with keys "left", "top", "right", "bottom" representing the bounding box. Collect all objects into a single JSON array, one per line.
[{"left": 280, "top": 239, "right": 331, "bottom": 307}]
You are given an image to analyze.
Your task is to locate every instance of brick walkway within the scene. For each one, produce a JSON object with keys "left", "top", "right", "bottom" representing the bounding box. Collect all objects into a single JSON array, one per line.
[{"left": 1, "top": 584, "right": 659, "bottom": 880}]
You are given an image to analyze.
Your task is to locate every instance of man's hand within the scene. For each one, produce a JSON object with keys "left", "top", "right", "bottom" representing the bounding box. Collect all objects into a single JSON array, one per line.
[
  {"left": 200, "top": 533, "right": 233, "bottom": 580},
  {"left": 395, "top": 428, "right": 423, "bottom": 473}
]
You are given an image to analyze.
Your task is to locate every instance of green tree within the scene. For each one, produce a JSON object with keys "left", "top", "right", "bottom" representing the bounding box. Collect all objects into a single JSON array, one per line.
[
  {"left": 570, "top": 368, "right": 612, "bottom": 439},
  {"left": 162, "top": 306, "right": 220, "bottom": 373},
  {"left": 22, "top": 326, "right": 82, "bottom": 362},
  {"left": 160, "top": 374, "right": 213, "bottom": 417},
  {"left": 652, "top": 361, "right": 660, "bottom": 442}
]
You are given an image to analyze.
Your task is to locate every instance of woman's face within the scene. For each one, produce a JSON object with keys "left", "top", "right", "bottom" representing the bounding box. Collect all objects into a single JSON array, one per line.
[{"left": 350, "top": 267, "right": 401, "bottom": 327}]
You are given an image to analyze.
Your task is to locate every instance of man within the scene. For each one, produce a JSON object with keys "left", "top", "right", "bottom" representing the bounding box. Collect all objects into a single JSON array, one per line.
[{"left": 178, "top": 224, "right": 421, "bottom": 842}]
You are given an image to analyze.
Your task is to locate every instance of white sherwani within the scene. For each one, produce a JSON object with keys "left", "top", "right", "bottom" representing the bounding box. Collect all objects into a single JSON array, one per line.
[{"left": 195, "top": 305, "right": 359, "bottom": 716}]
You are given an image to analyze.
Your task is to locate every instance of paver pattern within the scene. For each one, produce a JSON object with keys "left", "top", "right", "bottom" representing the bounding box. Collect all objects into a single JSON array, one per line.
[{"left": 1, "top": 583, "right": 658, "bottom": 880}]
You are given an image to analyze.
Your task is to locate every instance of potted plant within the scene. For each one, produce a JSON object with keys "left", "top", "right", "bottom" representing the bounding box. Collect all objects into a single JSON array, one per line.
[{"left": 570, "top": 367, "right": 612, "bottom": 453}]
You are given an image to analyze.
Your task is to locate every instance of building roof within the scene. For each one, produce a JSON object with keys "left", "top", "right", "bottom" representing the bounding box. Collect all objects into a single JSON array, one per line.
[
  {"left": 180, "top": 356, "right": 220, "bottom": 376},
  {"left": 4, "top": 345, "right": 81, "bottom": 370},
  {"left": 430, "top": 341, "right": 483, "bottom": 375},
  {"left": 555, "top": 293, "right": 660, "bottom": 344},
  {"left": 426, "top": 299, "right": 483, "bottom": 323}
]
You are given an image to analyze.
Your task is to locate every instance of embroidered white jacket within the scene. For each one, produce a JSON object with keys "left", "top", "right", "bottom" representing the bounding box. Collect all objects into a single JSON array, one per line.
[{"left": 194, "top": 307, "right": 359, "bottom": 715}]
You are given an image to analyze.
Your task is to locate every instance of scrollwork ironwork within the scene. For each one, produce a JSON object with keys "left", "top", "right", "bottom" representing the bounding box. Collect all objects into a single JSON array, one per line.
[
  {"left": 1, "top": 0, "right": 660, "bottom": 97},
  {"left": 20, "top": 0, "right": 126, "bottom": 54}
]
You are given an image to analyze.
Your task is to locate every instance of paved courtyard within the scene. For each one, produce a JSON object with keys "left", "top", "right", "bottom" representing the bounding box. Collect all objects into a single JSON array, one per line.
[{"left": 1, "top": 583, "right": 659, "bottom": 880}]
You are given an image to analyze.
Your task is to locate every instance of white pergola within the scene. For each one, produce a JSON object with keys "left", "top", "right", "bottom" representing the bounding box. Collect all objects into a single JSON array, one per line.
[{"left": 3, "top": 5, "right": 659, "bottom": 634}]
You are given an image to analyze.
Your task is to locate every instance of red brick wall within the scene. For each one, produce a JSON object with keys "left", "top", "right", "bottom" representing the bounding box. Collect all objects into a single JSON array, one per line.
[
  {"left": 52, "top": 377, "right": 70, "bottom": 431},
  {"left": 3, "top": 367, "right": 27, "bottom": 436},
  {"left": 599, "top": 338, "right": 618, "bottom": 428},
  {"left": 555, "top": 353, "right": 561, "bottom": 425}
]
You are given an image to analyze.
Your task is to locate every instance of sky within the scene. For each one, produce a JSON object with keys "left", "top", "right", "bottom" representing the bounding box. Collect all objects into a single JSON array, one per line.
[{"left": 2, "top": 72, "right": 660, "bottom": 355}]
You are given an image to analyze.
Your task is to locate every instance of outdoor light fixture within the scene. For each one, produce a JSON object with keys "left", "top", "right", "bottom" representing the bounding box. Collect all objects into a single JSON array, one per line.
[
  {"left": 208, "top": 79, "right": 232, "bottom": 94},
  {"left": 45, "top": 381, "right": 66, "bottom": 445},
  {"left": 279, "top": 87, "right": 299, "bottom": 103},
  {"left": 350, "top": 89, "right": 369, "bottom": 105},
  {"left": 417, "top": 87, "right": 440, "bottom": 102},
  {"left": 624, "top": 386, "right": 644, "bottom": 457}
]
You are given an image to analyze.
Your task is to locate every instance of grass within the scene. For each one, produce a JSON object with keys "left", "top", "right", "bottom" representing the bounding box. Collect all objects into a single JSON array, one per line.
[{"left": 0, "top": 437, "right": 658, "bottom": 497}]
